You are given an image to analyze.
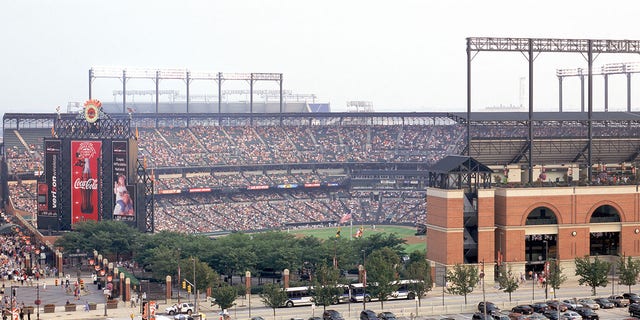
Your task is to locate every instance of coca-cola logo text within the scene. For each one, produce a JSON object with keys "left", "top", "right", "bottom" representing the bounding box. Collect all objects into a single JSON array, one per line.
[{"left": 74, "top": 178, "right": 98, "bottom": 190}]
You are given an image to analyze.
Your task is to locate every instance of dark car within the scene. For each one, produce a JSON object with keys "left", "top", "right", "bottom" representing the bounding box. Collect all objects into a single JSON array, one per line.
[
  {"left": 546, "top": 300, "right": 568, "bottom": 312},
  {"left": 490, "top": 312, "right": 510, "bottom": 320},
  {"left": 323, "top": 310, "right": 344, "bottom": 320},
  {"left": 360, "top": 310, "right": 378, "bottom": 320},
  {"left": 624, "top": 293, "right": 640, "bottom": 304},
  {"left": 575, "top": 307, "right": 599, "bottom": 320},
  {"left": 630, "top": 303, "right": 640, "bottom": 317},
  {"left": 511, "top": 305, "right": 534, "bottom": 315},
  {"left": 471, "top": 312, "right": 493, "bottom": 320},
  {"left": 543, "top": 310, "right": 561, "bottom": 320},
  {"left": 478, "top": 301, "right": 500, "bottom": 313},
  {"left": 309, "top": 318, "right": 323, "bottom": 320},
  {"left": 531, "top": 302, "right": 549, "bottom": 313},
  {"left": 377, "top": 312, "right": 397, "bottom": 320},
  {"left": 593, "top": 298, "right": 614, "bottom": 309}
]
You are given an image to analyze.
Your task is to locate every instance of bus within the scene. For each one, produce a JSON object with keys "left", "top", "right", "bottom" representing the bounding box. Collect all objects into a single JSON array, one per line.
[
  {"left": 349, "top": 283, "right": 373, "bottom": 302},
  {"left": 336, "top": 284, "right": 351, "bottom": 304},
  {"left": 284, "top": 286, "right": 314, "bottom": 307},
  {"left": 389, "top": 279, "right": 422, "bottom": 300}
]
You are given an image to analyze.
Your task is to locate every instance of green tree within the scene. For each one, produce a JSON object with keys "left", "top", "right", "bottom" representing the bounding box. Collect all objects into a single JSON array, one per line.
[
  {"left": 311, "top": 263, "right": 342, "bottom": 310},
  {"left": 178, "top": 257, "right": 220, "bottom": 294},
  {"left": 618, "top": 255, "right": 640, "bottom": 293},
  {"left": 546, "top": 260, "right": 567, "bottom": 298},
  {"left": 211, "top": 284, "right": 238, "bottom": 311},
  {"left": 496, "top": 264, "right": 519, "bottom": 302},
  {"left": 574, "top": 255, "right": 611, "bottom": 295},
  {"left": 259, "top": 283, "right": 288, "bottom": 319},
  {"left": 446, "top": 264, "right": 480, "bottom": 304},
  {"left": 207, "top": 233, "right": 258, "bottom": 283},
  {"left": 366, "top": 247, "right": 400, "bottom": 309},
  {"left": 402, "top": 250, "right": 432, "bottom": 306},
  {"left": 54, "top": 220, "right": 139, "bottom": 260}
]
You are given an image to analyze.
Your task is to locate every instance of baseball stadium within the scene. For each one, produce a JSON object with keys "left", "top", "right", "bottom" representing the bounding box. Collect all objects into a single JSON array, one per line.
[{"left": 3, "top": 37, "right": 640, "bottom": 287}]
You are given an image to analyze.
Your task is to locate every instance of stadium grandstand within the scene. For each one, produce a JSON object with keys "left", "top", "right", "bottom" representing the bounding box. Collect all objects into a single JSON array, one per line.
[{"left": 2, "top": 109, "right": 640, "bottom": 236}]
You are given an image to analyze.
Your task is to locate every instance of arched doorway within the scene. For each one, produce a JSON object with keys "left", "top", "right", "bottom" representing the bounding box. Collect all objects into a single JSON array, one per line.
[
  {"left": 589, "top": 205, "right": 621, "bottom": 256},
  {"left": 524, "top": 207, "right": 558, "bottom": 275}
]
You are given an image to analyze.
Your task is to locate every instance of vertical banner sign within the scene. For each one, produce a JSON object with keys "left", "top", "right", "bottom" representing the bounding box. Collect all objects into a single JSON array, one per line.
[
  {"left": 112, "top": 141, "right": 135, "bottom": 221},
  {"left": 71, "top": 141, "right": 102, "bottom": 224},
  {"left": 40, "top": 140, "right": 61, "bottom": 216}
]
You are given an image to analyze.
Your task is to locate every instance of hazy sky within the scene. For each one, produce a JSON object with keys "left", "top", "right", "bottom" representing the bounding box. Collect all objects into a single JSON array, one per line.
[{"left": 2, "top": 0, "right": 640, "bottom": 117}]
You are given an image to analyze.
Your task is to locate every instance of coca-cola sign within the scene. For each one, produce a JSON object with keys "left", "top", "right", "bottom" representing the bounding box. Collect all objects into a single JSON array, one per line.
[
  {"left": 71, "top": 140, "right": 101, "bottom": 226},
  {"left": 73, "top": 178, "right": 98, "bottom": 190}
]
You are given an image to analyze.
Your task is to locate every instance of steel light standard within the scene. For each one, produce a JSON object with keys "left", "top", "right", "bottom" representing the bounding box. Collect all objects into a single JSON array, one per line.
[
  {"left": 544, "top": 240, "right": 549, "bottom": 299},
  {"left": 361, "top": 250, "right": 366, "bottom": 310},
  {"left": 481, "top": 260, "right": 486, "bottom": 318}
]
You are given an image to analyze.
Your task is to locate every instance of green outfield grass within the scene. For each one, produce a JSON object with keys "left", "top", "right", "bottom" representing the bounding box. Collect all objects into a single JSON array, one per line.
[{"left": 287, "top": 225, "right": 426, "bottom": 254}]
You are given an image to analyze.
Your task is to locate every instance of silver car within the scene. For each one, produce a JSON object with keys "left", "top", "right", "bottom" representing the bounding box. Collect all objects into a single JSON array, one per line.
[{"left": 577, "top": 299, "right": 599, "bottom": 310}]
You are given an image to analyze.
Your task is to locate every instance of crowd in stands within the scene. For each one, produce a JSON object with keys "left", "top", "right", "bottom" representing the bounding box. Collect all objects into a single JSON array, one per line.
[
  {"left": 153, "top": 189, "right": 426, "bottom": 234},
  {"left": 137, "top": 124, "right": 465, "bottom": 168}
]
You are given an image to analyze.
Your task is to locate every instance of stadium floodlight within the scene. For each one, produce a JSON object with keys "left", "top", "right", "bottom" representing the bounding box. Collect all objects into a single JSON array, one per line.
[
  {"left": 251, "top": 73, "right": 282, "bottom": 81},
  {"left": 158, "top": 68, "right": 188, "bottom": 79},
  {"left": 91, "top": 66, "right": 125, "bottom": 78},
  {"left": 220, "top": 73, "right": 251, "bottom": 80},
  {"left": 189, "top": 71, "right": 219, "bottom": 80},
  {"left": 124, "top": 67, "right": 157, "bottom": 79}
]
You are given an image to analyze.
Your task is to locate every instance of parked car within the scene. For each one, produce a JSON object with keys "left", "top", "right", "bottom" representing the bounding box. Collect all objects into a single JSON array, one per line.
[
  {"left": 491, "top": 312, "right": 510, "bottom": 320},
  {"left": 531, "top": 302, "right": 549, "bottom": 313},
  {"left": 574, "top": 307, "right": 599, "bottom": 320},
  {"left": 165, "top": 303, "right": 195, "bottom": 315},
  {"left": 546, "top": 300, "right": 568, "bottom": 312},
  {"left": 562, "top": 299, "right": 583, "bottom": 310},
  {"left": 577, "top": 299, "right": 599, "bottom": 310},
  {"left": 308, "top": 318, "right": 323, "bottom": 320},
  {"left": 592, "top": 298, "right": 614, "bottom": 309},
  {"left": 471, "top": 312, "right": 493, "bottom": 320},
  {"left": 629, "top": 303, "right": 640, "bottom": 317},
  {"left": 527, "top": 313, "right": 549, "bottom": 320},
  {"left": 561, "top": 311, "right": 583, "bottom": 320},
  {"left": 360, "top": 310, "right": 378, "bottom": 320},
  {"left": 624, "top": 293, "right": 640, "bottom": 304},
  {"left": 377, "top": 312, "right": 396, "bottom": 320},
  {"left": 322, "top": 310, "right": 344, "bottom": 320},
  {"left": 607, "top": 294, "right": 630, "bottom": 307},
  {"left": 511, "top": 305, "right": 533, "bottom": 315},
  {"left": 543, "top": 310, "right": 561, "bottom": 320},
  {"left": 478, "top": 301, "right": 500, "bottom": 313}
]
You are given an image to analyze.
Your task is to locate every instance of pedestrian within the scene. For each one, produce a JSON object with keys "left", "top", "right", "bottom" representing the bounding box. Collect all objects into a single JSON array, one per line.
[{"left": 130, "top": 295, "right": 136, "bottom": 308}]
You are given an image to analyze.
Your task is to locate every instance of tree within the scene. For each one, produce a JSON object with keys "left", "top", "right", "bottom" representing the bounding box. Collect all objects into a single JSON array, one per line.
[
  {"left": 546, "top": 260, "right": 567, "bottom": 298},
  {"left": 311, "top": 263, "right": 342, "bottom": 310},
  {"left": 402, "top": 250, "right": 432, "bottom": 306},
  {"left": 496, "top": 264, "right": 519, "bottom": 302},
  {"left": 574, "top": 255, "right": 611, "bottom": 295},
  {"left": 366, "top": 247, "right": 400, "bottom": 309},
  {"left": 446, "top": 264, "right": 480, "bottom": 304},
  {"left": 211, "top": 284, "right": 238, "bottom": 312},
  {"left": 618, "top": 255, "right": 640, "bottom": 293},
  {"left": 259, "top": 283, "right": 288, "bottom": 319}
]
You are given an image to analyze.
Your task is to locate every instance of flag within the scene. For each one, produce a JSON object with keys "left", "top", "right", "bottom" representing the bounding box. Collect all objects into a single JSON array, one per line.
[
  {"left": 51, "top": 126, "right": 55, "bottom": 137},
  {"left": 335, "top": 227, "right": 341, "bottom": 238},
  {"left": 355, "top": 226, "right": 363, "bottom": 238},
  {"left": 339, "top": 213, "right": 352, "bottom": 224}
]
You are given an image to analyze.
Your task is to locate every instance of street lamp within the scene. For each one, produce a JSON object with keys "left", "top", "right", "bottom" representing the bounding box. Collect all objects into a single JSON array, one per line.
[
  {"left": 361, "top": 250, "right": 366, "bottom": 310},
  {"left": 192, "top": 257, "right": 197, "bottom": 314},
  {"left": 480, "top": 259, "right": 486, "bottom": 318},
  {"left": 442, "top": 273, "right": 446, "bottom": 306},
  {"left": 544, "top": 240, "right": 549, "bottom": 299}
]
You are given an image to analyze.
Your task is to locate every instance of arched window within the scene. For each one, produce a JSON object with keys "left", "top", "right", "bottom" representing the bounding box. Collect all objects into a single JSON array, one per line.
[
  {"left": 590, "top": 205, "right": 620, "bottom": 223},
  {"left": 525, "top": 207, "right": 558, "bottom": 225}
]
